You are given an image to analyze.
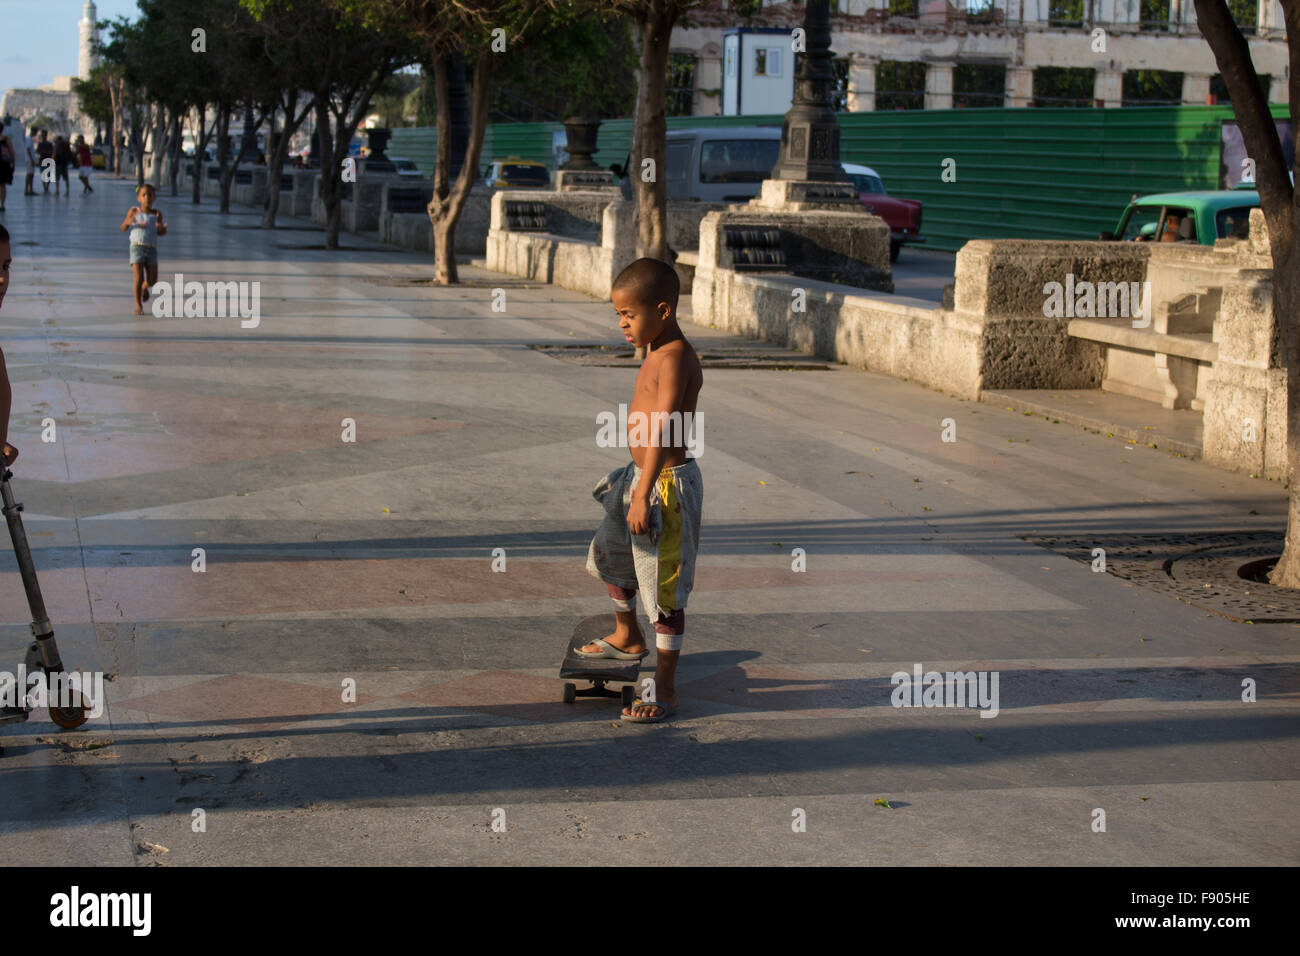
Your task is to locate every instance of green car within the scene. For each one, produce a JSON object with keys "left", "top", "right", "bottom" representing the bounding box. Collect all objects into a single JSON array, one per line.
[{"left": 1102, "top": 187, "right": 1260, "bottom": 245}]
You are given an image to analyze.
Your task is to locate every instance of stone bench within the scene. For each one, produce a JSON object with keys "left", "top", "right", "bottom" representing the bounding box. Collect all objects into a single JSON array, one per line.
[{"left": 1067, "top": 313, "right": 1216, "bottom": 411}]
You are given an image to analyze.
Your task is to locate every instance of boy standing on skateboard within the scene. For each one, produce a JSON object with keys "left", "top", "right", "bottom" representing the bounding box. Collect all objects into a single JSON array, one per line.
[{"left": 580, "top": 258, "right": 703, "bottom": 723}]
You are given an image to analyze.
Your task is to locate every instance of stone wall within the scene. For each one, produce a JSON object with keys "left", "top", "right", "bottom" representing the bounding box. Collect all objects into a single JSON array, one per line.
[
  {"left": 695, "top": 225, "right": 1285, "bottom": 478},
  {"left": 485, "top": 191, "right": 638, "bottom": 300}
]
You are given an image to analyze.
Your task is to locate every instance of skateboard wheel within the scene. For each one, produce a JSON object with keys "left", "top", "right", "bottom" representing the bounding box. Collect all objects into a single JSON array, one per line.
[
  {"left": 562, "top": 682, "right": 576, "bottom": 704},
  {"left": 621, "top": 685, "right": 635, "bottom": 707}
]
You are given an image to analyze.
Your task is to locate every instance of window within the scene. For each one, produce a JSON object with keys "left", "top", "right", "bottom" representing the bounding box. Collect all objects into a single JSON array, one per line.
[
  {"left": 1048, "top": 0, "right": 1085, "bottom": 27},
  {"left": 500, "top": 164, "right": 549, "bottom": 186},
  {"left": 832, "top": 56, "right": 849, "bottom": 112},
  {"left": 755, "top": 48, "right": 781, "bottom": 77},
  {"left": 1033, "top": 67, "right": 1096, "bottom": 107},
  {"left": 1122, "top": 69, "right": 1183, "bottom": 106},
  {"left": 1216, "top": 206, "right": 1254, "bottom": 240},
  {"left": 876, "top": 60, "right": 926, "bottom": 111},
  {"left": 954, "top": 64, "right": 1005, "bottom": 108},
  {"left": 889, "top": 0, "right": 919, "bottom": 15},
  {"left": 849, "top": 172, "right": 886, "bottom": 194},
  {"left": 666, "top": 142, "right": 691, "bottom": 184},
  {"left": 1227, "top": 0, "right": 1257, "bottom": 35},
  {"left": 1139, "top": 0, "right": 1170, "bottom": 31},
  {"left": 698, "top": 139, "right": 781, "bottom": 183},
  {"left": 966, "top": 0, "right": 997, "bottom": 25},
  {"left": 667, "top": 53, "right": 696, "bottom": 116},
  {"left": 1210, "top": 73, "right": 1270, "bottom": 105},
  {"left": 1119, "top": 206, "right": 1164, "bottom": 242}
]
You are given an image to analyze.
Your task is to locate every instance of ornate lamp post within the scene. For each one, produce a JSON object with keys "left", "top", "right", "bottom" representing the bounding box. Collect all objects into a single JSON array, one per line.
[{"left": 771, "top": 0, "right": 849, "bottom": 184}]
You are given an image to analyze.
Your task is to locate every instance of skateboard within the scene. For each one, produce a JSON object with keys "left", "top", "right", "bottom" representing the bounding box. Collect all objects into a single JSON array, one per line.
[{"left": 559, "top": 617, "right": 643, "bottom": 707}]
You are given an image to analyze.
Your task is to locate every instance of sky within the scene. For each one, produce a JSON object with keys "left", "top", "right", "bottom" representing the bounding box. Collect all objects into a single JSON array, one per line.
[{"left": 0, "top": 0, "right": 140, "bottom": 98}]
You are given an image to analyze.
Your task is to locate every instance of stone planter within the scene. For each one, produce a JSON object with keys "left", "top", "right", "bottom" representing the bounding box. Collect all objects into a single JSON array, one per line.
[{"left": 561, "top": 117, "right": 602, "bottom": 170}]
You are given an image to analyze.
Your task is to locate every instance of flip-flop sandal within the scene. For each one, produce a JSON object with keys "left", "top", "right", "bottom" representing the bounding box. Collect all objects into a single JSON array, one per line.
[
  {"left": 573, "top": 638, "right": 647, "bottom": 661},
  {"left": 621, "top": 697, "right": 675, "bottom": 723}
]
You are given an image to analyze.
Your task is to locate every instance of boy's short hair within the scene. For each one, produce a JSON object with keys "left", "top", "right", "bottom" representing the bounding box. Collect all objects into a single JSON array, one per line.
[
  {"left": 612, "top": 257, "right": 679, "bottom": 313},
  {"left": 137, "top": 183, "right": 156, "bottom": 196}
]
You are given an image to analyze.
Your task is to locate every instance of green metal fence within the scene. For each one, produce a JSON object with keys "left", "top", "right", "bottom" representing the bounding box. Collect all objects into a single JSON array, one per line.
[{"left": 392, "top": 105, "right": 1290, "bottom": 252}]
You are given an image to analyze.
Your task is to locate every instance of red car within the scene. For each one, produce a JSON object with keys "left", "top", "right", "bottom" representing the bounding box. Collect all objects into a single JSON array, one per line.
[{"left": 843, "top": 162, "right": 924, "bottom": 262}]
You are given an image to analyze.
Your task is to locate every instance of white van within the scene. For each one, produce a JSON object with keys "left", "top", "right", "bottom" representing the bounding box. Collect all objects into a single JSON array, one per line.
[{"left": 665, "top": 127, "right": 782, "bottom": 202}]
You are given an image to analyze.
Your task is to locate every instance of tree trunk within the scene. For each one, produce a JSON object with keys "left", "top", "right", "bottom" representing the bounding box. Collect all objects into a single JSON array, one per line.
[
  {"left": 167, "top": 113, "right": 183, "bottom": 196},
  {"left": 315, "top": 97, "right": 342, "bottom": 249},
  {"left": 191, "top": 107, "right": 211, "bottom": 205},
  {"left": 217, "top": 104, "right": 233, "bottom": 213},
  {"left": 149, "top": 106, "right": 166, "bottom": 188},
  {"left": 428, "top": 52, "right": 497, "bottom": 285},
  {"left": 1192, "top": 0, "right": 1299, "bottom": 585},
  {"left": 131, "top": 104, "right": 150, "bottom": 188},
  {"left": 630, "top": 2, "right": 674, "bottom": 263},
  {"left": 263, "top": 92, "right": 310, "bottom": 229}
]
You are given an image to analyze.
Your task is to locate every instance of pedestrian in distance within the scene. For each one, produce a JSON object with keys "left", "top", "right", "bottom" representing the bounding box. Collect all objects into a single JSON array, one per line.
[
  {"left": 120, "top": 184, "right": 166, "bottom": 315},
  {"left": 0, "top": 122, "right": 14, "bottom": 211},
  {"left": 23, "top": 127, "right": 38, "bottom": 195},
  {"left": 35, "top": 131, "right": 52, "bottom": 195},
  {"left": 74, "top": 136, "right": 93, "bottom": 194},
  {"left": 53, "top": 136, "right": 72, "bottom": 197}
]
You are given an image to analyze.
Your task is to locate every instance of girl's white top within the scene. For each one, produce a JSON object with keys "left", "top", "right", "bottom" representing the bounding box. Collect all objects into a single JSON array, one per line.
[{"left": 129, "top": 211, "right": 159, "bottom": 247}]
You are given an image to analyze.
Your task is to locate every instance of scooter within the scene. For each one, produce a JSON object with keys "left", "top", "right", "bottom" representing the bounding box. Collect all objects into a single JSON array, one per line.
[{"left": 0, "top": 466, "right": 88, "bottom": 756}]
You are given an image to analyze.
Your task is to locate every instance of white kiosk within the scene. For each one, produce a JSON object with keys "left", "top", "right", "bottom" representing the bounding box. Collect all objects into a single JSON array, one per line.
[{"left": 721, "top": 27, "right": 797, "bottom": 117}]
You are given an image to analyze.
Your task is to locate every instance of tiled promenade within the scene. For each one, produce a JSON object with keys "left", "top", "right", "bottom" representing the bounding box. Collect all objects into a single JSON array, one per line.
[{"left": 0, "top": 173, "right": 1295, "bottom": 864}]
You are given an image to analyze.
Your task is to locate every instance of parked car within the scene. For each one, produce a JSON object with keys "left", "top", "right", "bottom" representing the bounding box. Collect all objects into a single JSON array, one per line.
[
  {"left": 665, "top": 126, "right": 781, "bottom": 203},
  {"left": 389, "top": 156, "right": 424, "bottom": 178},
  {"left": 1102, "top": 189, "right": 1261, "bottom": 245},
  {"left": 483, "top": 158, "right": 550, "bottom": 188},
  {"left": 89, "top": 147, "right": 106, "bottom": 169},
  {"left": 842, "top": 161, "right": 924, "bottom": 262}
]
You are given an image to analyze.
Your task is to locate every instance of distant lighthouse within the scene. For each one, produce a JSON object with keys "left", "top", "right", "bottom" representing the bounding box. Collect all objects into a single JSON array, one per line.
[{"left": 78, "top": 1, "right": 98, "bottom": 80}]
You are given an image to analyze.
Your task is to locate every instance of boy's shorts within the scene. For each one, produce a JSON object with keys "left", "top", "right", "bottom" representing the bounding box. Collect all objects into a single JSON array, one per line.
[
  {"left": 129, "top": 243, "right": 157, "bottom": 266},
  {"left": 586, "top": 458, "right": 702, "bottom": 651}
]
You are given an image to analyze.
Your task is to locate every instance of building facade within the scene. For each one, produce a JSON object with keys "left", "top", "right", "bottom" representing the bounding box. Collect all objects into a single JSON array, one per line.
[{"left": 673, "top": 0, "right": 1290, "bottom": 115}]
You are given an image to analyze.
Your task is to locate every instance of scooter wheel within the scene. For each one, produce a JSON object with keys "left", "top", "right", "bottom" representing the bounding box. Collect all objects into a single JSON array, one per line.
[{"left": 49, "top": 696, "right": 88, "bottom": 730}]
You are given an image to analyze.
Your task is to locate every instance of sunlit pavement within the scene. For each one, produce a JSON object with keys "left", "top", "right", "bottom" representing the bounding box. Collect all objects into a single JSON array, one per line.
[{"left": 0, "top": 172, "right": 1295, "bottom": 865}]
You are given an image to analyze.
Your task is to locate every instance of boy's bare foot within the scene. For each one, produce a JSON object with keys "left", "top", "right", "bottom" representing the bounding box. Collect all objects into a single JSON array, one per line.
[{"left": 133, "top": 306, "right": 143, "bottom": 315}]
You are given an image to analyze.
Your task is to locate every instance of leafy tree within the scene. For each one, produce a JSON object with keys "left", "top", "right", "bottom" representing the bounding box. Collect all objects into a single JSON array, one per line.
[
  {"left": 1194, "top": 0, "right": 1298, "bottom": 586},
  {"left": 490, "top": 12, "right": 638, "bottom": 122},
  {"left": 247, "top": 0, "right": 419, "bottom": 248},
  {"left": 101, "top": 16, "right": 154, "bottom": 187},
  {"left": 350, "top": 1, "right": 551, "bottom": 282}
]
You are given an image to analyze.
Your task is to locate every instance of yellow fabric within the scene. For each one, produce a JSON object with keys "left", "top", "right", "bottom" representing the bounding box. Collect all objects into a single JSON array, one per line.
[{"left": 657, "top": 471, "right": 683, "bottom": 611}]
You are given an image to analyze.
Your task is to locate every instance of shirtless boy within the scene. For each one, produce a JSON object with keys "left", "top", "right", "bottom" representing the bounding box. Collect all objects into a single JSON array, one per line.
[{"left": 580, "top": 258, "right": 703, "bottom": 723}]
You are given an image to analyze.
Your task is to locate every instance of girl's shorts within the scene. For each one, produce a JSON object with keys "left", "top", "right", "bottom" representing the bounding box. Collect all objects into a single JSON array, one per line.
[{"left": 129, "top": 244, "right": 157, "bottom": 266}]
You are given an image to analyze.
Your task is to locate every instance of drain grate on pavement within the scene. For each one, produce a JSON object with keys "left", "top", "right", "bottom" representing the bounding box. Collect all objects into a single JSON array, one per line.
[
  {"left": 1021, "top": 531, "right": 1300, "bottom": 623},
  {"left": 530, "top": 344, "right": 830, "bottom": 370}
]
